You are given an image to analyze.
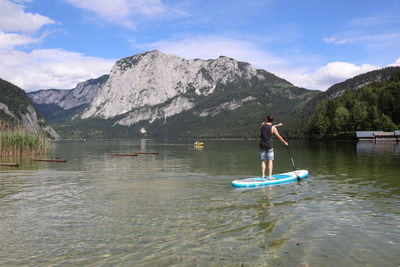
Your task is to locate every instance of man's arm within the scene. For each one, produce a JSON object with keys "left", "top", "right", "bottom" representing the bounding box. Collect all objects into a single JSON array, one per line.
[
  {"left": 262, "top": 122, "right": 283, "bottom": 127},
  {"left": 272, "top": 127, "right": 288, "bottom": 146}
]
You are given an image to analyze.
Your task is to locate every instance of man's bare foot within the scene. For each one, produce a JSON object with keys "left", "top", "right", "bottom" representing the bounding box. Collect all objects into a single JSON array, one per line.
[{"left": 269, "top": 176, "right": 276, "bottom": 180}]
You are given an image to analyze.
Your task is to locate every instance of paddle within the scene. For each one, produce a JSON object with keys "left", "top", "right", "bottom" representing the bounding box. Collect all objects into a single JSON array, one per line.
[{"left": 286, "top": 145, "right": 301, "bottom": 181}]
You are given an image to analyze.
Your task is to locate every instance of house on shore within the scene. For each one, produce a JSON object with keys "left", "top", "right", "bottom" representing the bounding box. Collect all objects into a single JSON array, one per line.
[{"left": 356, "top": 131, "right": 400, "bottom": 142}]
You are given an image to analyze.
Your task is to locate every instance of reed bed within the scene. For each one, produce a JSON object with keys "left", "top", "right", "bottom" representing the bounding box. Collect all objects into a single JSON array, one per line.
[{"left": 0, "top": 130, "right": 50, "bottom": 157}]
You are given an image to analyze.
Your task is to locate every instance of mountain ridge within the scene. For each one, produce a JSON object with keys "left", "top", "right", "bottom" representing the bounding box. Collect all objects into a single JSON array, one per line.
[
  {"left": 27, "top": 50, "right": 315, "bottom": 139},
  {"left": 0, "top": 78, "right": 58, "bottom": 138},
  {"left": 81, "top": 50, "right": 292, "bottom": 122},
  {"left": 27, "top": 51, "right": 399, "bottom": 139},
  {"left": 29, "top": 75, "right": 109, "bottom": 111}
]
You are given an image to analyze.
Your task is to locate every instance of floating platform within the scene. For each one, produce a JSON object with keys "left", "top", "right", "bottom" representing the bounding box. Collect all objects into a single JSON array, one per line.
[
  {"left": 0, "top": 163, "right": 19, "bottom": 167},
  {"left": 106, "top": 153, "right": 138, "bottom": 157},
  {"left": 33, "top": 159, "right": 67, "bottom": 163}
]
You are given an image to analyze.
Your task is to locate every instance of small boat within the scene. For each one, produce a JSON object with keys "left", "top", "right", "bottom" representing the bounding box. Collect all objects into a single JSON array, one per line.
[{"left": 194, "top": 141, "right": 204, "bottom": 147}]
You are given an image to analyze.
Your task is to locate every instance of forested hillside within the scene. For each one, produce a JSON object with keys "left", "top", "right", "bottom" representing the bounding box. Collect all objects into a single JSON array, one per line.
[
  {"left": 306, "top": 70, "right": 400, "bottom": 138},
  {"left": 0, "top": 78, "right": 58, "bottom": 138},
  {"left": 0, "top": 78, "right": 32, "bottom": 124}
]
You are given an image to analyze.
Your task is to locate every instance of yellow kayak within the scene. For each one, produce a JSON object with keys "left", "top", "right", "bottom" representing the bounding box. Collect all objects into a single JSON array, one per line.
[{"left": 194, "top": 141, "right": 204, "bottom": 147}]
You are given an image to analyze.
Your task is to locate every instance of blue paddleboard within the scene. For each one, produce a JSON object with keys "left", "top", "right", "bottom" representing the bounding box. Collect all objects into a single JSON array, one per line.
[{"left": 232, "top": 170, "right": 309, "bottom": 187}]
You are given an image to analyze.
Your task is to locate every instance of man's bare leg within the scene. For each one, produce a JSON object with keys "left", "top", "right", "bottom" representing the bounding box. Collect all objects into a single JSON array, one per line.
[
  {"left": 261, "top": 160, "right": 266, "bottom": 178},
  {"left": 269, "top": 160, "right": 275, "bottom": 179}
]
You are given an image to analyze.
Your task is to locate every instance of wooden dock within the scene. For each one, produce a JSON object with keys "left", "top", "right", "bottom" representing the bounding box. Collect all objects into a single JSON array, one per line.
[{"left": 357, "top": 131, "right": 400, "bottom": 141}]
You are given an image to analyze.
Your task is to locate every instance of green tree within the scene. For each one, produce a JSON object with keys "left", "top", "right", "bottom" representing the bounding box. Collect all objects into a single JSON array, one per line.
[
  {"left": 351, "top": 100, "right": 368, "bottom": 130},
  {"left": 376, "top": 113, "right": 396, "bottom": 131},
  {"left": 334, "top": 106, "right": 350, "bottom": 133},
  {"left": 325, "top": 100, "right": 337, "bottom": 132},
  {"left": 367, "top": 106, "right": 379, "bottom": 130}
]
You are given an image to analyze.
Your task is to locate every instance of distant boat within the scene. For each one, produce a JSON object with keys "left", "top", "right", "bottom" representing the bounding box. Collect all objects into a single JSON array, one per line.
[{"left": 194, "top": 141, "right": 204, "bottom": 147}]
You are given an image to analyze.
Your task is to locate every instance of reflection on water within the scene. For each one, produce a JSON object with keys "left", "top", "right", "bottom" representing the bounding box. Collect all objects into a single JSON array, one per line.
[
  {"left": 357, "top": 141, "right": 400, "bottom": 153},
  {"left": 0, "top": 140, "right": 399, "bottom": 266}
]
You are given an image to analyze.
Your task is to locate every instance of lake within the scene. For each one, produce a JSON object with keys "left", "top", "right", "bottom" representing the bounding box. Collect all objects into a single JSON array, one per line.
[{"left": 0, "top": 140, "right": 399, "bottom": 266}]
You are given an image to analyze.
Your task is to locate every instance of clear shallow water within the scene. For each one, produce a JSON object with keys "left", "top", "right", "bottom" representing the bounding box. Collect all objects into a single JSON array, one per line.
[{"left": 0, "top": 140, "right": 399, "bottom": 266}]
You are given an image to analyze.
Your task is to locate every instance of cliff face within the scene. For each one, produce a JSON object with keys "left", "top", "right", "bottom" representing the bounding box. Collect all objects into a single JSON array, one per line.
[
  {"left": 81, "top": 50, "right": 283, "bottom": 124},
  {"left": 0, "top": 78, "right": 58, "bottom": 138},
  {"left": 28, "top": 75, "right": 109, "bottom": 111}
]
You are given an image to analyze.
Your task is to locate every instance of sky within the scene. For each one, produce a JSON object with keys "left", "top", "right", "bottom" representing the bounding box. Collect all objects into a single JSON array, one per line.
[{"left": 0, "top": 0, "right": 399, "bottom": 92}]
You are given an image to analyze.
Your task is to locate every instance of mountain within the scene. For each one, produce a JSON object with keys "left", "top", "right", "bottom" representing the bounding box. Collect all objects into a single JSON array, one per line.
[
  {"left": 322, "top": 66, "right": 400, "bottom": 99},
  {"left": 0, "top": 78, "right": 58, "bottom": 138},
  {"left": 297, "top": 67, "right": 400, "bottom": 131},
  {"left": 81, "top": 50, "right": 298, "bottom": 122},
  {"left": 305, "top": 67, "right": 400, "bottom": 138},
  {"left": 29, "top": 50, "right": 319, "bottom": 139},
  {"left": 303, "top": 66, "right": 400, "bottom": 112},
  {"left": 28, "top": 75, "right": 108, "bottom": 123}
]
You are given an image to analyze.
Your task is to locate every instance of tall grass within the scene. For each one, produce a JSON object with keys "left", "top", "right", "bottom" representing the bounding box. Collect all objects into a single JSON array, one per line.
[{"left": 0, "top": 130, "right": 50, "bottom": 157}]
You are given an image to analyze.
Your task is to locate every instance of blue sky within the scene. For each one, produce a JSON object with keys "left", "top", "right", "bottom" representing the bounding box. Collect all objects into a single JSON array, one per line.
[{"left": 0, "top": 0, "right": 399, "bottom": 91}]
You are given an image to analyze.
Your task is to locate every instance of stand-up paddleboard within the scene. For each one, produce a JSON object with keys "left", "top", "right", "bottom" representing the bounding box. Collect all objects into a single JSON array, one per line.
[{"left": 232, "top": 170, "right": 309, "bottom": 187}]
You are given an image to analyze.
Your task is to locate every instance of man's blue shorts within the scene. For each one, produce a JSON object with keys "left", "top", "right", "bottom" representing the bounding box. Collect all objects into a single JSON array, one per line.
[{"left": 260, "top": 148, "right": 274, "bottom": 161}]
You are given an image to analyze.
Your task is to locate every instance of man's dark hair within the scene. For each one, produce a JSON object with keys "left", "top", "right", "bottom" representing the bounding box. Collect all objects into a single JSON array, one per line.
[{"left": 267, "top": 115, "right": 274, "bottom": 122}]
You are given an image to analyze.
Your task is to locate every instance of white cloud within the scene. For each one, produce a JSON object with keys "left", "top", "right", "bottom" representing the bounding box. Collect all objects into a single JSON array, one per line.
[
  {"left": 141, "top": 35, "right": 290, "bottom": 70},
  {"left": 64, "top": 0, "right": 165, "bottom": 28},
  {"left": 0, "top": 0, "right": 56, "bottom": 51},
  {"left": 0, "top": 49, "right": 114, "bottom": 91},
  {"left": 142, "top": 35, "right": 400, "bottom": 90},
  {"left": 324, "top": 12, "right": 400, "bottom": 51},
  {"left": 0, "top": 0, "right": 113, "bottom": 91},
  {"left": 324, "top": 33, "right": 400, "bottom": 48},
  {"left": 0, "top": 31, "right": 39, "bottom": 50},
  {"left": 348, "top": 13, "right": 400, "bottom": 27},
  {"left": 323, "top": 36, "right": 349, "bottom": 45},
  {"left": 142, "top": 35, "right": 378, "bottom": 90},
  {"left": 388, "top": 58, "right": 400, "bottom": 67},
  {"left": 283, "top": 62, "right": 379, "bottom": 90},
  {"left": 0, "top": 0, "right": 55, "bottom": 33}
]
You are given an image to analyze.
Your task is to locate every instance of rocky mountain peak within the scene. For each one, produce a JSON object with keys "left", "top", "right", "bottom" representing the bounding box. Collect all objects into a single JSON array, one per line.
[{"left": 81, "top": 51, "right": 271, "bottom": 120}]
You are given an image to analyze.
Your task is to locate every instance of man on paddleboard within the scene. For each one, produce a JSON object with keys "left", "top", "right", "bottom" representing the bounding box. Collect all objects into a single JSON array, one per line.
[{"left": 260, "top": 115, "right": 288, "bottom": 179}]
